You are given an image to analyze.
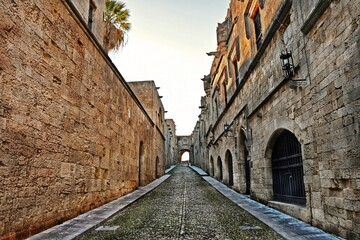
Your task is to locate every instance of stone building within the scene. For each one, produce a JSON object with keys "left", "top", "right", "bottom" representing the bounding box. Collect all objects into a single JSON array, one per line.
[
  {"left": 192, "top": 96, "right": 208, "bottom": 170},
  {"left": 128, "top": 81, "right": 166, "bottom": 180},
  {"left": 192, "top": 0, "right": 359, "bottom": 239},
  {"left": 164, "top": 119, "right": 177, "bottom": 169},
  {"left": 177, "top": 135, "right": 193, "bottom": 163},
  {"left": 71, "top": 0, "right": 106, "bottom": 44},
  {"left": 0, "top": 0, "right": 167, "bottom": 239}
]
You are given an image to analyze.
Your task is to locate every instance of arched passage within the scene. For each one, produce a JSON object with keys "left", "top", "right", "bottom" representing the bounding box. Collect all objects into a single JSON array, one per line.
[
  {"left": 225, "top": 150, "right": 234, "bottom": 186},
  {"left": 181, "top": 151, "right": 189, "bottom": 162},
  {"left": 155, "top": 156, "right": 159, "bottom": 178},
  {"left": 216, "top": 156, "right": 223, "bottom": 181},
  {"left": 177, "top": 136, "right": 193, "bottom": 164},
  {"left": 209, "top": 156, "right": 214, "bottom": 176},
  {"left": 270, "top": 130, "right": 305, "bottom": 205},
  {"left": 138, "top": 141, "right": 144, "bottom": 186},
  {"left": 239, "top": 129, "right": 250, "bottom": 194},
  {"left": 178, "top": 149, "right": 190, "bottom": 163}
]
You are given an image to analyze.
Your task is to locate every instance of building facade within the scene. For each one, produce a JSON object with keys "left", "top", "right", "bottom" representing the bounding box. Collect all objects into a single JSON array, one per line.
[
  {"left": 192, "top": 0, "right": 360, "bottom": 239},
  {"left": 0, "top": 0, "right": 167, "bottom": 239},
  {"left": 128, "top": 81, "right": 166, "bottom": 181},
  {"left": 164, "top": 119, "right": 177, "bottom": 169}
]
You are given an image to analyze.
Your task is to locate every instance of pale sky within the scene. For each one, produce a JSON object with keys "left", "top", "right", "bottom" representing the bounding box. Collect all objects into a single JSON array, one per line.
[{"left": 110, "top": 0, "right": 229, "bottom": 135}]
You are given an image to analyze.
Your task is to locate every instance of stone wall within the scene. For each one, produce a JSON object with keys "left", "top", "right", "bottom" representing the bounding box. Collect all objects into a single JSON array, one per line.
[
  {"left": 71, "top": 0, "right": 105, "bottom": 45},
  {"left": 193, "top": 0, "right": 359, "bottom": 238},
  {"left": 128, "top": 81, "right": 165, "bottom": 135},
  {"left": 0, "top": 0, "right": 165, "bottom": 239},
  {"left": 192, "top": 97, "right": 208, "bottom": 171},
  {"left": 128, "top": 81, "right": 166, "bottom": 179},
  {"left": 165, "top": 119, "right": 177, "bottom": 169}
]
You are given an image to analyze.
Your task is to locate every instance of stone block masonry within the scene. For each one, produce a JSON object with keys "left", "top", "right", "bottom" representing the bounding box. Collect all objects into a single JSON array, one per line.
[
  {"left": 0, "top": 0, "right": 165, "bottom": 239},
  {"left": 192, "top": 0, "right": 360, "bottom": 239}
]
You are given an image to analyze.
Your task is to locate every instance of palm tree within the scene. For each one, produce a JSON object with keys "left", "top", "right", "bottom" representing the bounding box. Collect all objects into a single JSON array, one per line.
[{"left": 103, "top": 0, "right": 131, "bottom": 52}]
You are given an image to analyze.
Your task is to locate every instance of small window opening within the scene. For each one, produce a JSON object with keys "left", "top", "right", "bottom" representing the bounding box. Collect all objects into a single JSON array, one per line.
[
  {"left": 88, "top": 1, "right": 95, "bottom": 30},
  {"left": 253, "top": 9, "right": 262, "bottom": 50}
]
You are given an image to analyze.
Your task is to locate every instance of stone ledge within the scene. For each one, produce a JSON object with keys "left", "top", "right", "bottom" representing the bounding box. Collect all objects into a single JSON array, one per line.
[
  {"left": 301, "top": 0, "right": 333, "bottom": 34},
  {"left": 268, "top": 200, "right": 310, "bottom": 222}
]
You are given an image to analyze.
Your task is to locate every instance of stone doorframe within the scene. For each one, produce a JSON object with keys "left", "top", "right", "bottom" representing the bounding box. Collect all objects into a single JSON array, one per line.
[{"left": 263, "top": 117, "right": 309, "bottom": 205}]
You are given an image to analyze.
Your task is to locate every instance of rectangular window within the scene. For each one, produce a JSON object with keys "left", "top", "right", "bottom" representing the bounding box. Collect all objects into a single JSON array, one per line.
[
  {"left": 223, "top": 82, "right": 227, "bottom": 105},
  {"left": 214, "top": 98, "right": 219, "bottom": 118},
  {"left": 88, "top": 1, "right": 95, "bottom": 30},
  {"left": 219, "top": 69, "right": 228, "bottom": 106},
  {"left": 253, "top": 10, "right": 262, "bottom": 50},
  {"left": 233, "top": 59, "right": 239, "bottom": 87}
]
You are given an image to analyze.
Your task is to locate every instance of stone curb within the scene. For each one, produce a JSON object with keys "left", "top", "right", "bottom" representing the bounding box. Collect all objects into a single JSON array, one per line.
[
  {"left": 202, "top": 176, "right": 341, "bottom": 240},
  {"left": 189, "top": 165, "right": 208, "bottom": 176},
  {"left": 164, "top": 164, "right": 177, "bottom": 174},
  {"left": 27, "top": 174, "right": 171, "bottom": 240}
]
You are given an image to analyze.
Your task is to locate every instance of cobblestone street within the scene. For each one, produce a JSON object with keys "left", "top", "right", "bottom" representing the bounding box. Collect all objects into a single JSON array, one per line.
[{"left": 80, "top": 165, "right": 282, "bottom": 240}]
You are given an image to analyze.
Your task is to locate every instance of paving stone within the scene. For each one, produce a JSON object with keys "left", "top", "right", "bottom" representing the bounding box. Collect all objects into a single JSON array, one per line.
[
  {"left": 80, "top": 165, "right": 282, "bottom": 240},
  {"left": 95, "top": 226, "right": 120, "bottom": 231},
  {"left": 30, "top": 165, "right": 342, "bottom": 240}
]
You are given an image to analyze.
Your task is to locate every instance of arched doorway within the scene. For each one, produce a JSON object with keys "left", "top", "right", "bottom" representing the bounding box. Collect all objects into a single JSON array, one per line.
[
  {"left": 272, "top": 130, "right": 305, "bottom": 205},
  {"left": 240, "top": 130, "right": 251, "bottom": 194},
  {"left": 225, "top": 150, "right": 234, "bottom": 186},
  {"left": 209, "top": 156, "right": 214, "bottom": 176},
  {"left": 178, "top": 150, "right": 190, "bottom": 165},
  {"left": 138, "top": 141, "right": 144, "bottom": 186},
  {"left": 177, "top": 136, "right": 193, "bottom": 164},
  {"left": 217, "top": 156, "right": 223, "bottom": 181},
  {"left": 155, "top": 156, "right": 159, "bottom": 178},
  {"left": 181, "top": 151, "right": 189, "bottom": 162}
]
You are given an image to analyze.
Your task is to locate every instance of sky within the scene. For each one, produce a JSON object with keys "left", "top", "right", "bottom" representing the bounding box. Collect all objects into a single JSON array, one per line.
[{"left": 110, "top": 0, "right": 229, "bottom": 136}]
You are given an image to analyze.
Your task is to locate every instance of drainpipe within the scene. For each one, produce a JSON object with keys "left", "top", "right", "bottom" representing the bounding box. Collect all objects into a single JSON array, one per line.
[
  {"left": 308, "top": 184, "right": 313, "bottom": 225},
  {"left": 298, "top": 1, "right": 314, "bottom": 225},
  {"left": 244, "top": 105, "right": 252, "bottom": 154}
]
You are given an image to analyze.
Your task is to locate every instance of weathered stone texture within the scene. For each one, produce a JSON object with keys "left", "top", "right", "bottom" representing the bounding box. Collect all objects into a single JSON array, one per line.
[
  {"left": 0, "top": 0, "right": 165, "bottom": 239},
  {"left": 192, "top": 0, "right": 359, "bottom": 239},
  {"left": 71, "top": 0, "right": 105, "bottom": 46},
  {"left": 177, "top": 135, "right": 192, "bottom": 163},
  {"left": 128, "top": 81, "right": 166, "bottom": 179},
  {"left": 164, "top": 119, "right": 177, "bottom": 169}
]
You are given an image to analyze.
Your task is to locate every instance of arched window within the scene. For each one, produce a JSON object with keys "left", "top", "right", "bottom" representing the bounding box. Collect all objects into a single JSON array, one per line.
[{"left": 272, "top": 130, "right": 305, "bottom": 205}]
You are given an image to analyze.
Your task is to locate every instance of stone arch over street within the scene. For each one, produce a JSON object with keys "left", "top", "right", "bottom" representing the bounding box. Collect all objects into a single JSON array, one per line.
[
  {"left": 179, "top": 150, "right": 190, "bottom": 162},
  {"left": 177, "top": 136, "right": 193, "bottom": 163}
]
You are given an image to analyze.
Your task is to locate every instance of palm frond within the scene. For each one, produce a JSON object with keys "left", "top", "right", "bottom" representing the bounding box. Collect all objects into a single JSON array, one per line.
[{"left": 103, "top": 0, "right": 131, "bottom": 52}]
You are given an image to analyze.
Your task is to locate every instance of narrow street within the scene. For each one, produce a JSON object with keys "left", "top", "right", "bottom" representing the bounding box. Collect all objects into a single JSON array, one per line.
[{"left": 80, "top": 165, "right": 282, "bottom": 240}]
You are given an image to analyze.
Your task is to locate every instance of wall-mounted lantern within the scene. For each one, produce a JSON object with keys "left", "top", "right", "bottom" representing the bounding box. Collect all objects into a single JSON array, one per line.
[
  {"left": 224, "top": 123, "right": 229, "bottom": 132},
  {"left": 224, "top": 123, "right": 235, "bottom": 138},
  {"left": 280, "top": 49, "right": 294, "bottom": 79},
  {"left": 280, "top": 49, "right": 307, "bottom": 88}
]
